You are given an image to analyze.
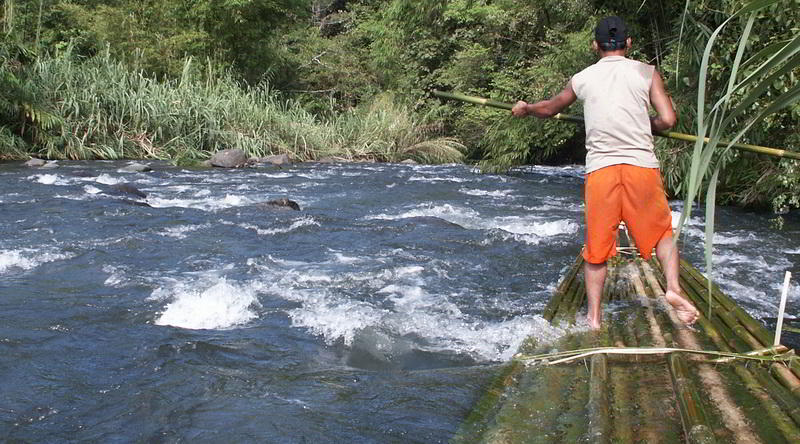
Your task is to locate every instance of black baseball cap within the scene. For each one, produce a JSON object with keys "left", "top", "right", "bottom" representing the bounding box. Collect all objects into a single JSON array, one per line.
[{"left": 595, "top": 16, "right": 628, "bottom": 50}]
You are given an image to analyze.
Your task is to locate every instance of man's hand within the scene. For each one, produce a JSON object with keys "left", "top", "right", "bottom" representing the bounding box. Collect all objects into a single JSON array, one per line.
[{"left": 511, "top": 101, "right": 529, "bottom": 117}]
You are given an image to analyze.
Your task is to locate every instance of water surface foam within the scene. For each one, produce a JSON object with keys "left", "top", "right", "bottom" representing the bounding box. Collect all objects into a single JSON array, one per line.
[
  {"left": 0, "top": 248, "right": 73, "bottom": 273},
  {"left": 151, "top": 277, "right": 261, "bottom": 330}
]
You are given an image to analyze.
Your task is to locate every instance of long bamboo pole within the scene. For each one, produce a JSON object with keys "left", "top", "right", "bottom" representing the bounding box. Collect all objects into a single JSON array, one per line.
[{"left": 432, "top": 90, "right": 800, "bottom": 161}]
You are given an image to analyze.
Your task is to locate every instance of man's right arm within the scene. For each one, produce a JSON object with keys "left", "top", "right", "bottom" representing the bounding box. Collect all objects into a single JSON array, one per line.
[
  {"left": 512, "top": 82, "right": 577, "bottom": 119},
  {"left": 649, "top": 70, "right": 676, "bottom": 132}
]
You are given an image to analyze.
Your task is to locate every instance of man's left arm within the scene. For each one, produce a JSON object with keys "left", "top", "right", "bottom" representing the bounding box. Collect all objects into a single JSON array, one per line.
[{"left": 649, "top": 70, "right": 677, "bottom": 132}]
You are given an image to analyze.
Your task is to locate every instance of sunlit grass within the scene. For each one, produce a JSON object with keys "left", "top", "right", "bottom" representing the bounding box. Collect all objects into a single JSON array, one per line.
[{"left": 19, "top": 48, "right": 463, "bottom": 164}]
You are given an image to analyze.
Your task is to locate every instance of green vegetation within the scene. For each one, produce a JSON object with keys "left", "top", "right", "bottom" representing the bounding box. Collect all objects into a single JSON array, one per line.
[
  {"left": 1, "top": 0, "right": 798, "bottom": 211},
  {"left": 4, "top": 46, "right": 463, "bottom": 164}
]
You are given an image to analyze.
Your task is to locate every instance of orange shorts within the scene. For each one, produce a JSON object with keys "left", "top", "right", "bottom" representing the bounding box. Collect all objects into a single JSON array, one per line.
[{"left": 583, "top": 164, "right": 673, "bottom": 264}]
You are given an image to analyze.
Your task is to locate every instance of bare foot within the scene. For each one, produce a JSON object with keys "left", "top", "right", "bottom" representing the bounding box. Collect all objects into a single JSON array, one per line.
[
  {"left": 587, "top": 316, "right": 602, "bottom": 330},
  {"left": 664, "top": 290, "right": 699, "bottom": 325}
]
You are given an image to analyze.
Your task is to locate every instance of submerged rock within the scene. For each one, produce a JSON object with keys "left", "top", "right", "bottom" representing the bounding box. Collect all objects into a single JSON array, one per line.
[
  {"left": 256, "top": 198, "right": 301, "bottom": 211},
  {"left": 110, "top": 183, "right": 147, "bottom": 199},
  {"left": 40, "top": 161, "right": 59, "bottom": 169},
  {"left": 210, "top": 149, "right": 249, "bottom": 168},
  {"left": 24, "top": 158, "right": 47, "bottom": 167},
  {"left": 119, "top": 162, "right": 152, "bottom": 173},
  {"left": 119, "top": 199, "right": 152, "bottom": 208}
]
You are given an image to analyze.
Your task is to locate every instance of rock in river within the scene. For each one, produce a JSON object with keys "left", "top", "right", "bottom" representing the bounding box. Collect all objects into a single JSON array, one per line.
[
  {"left": 119, "top": 162, "right": 152, "bottom": 173},
  {"left": 24, "top": 158, "right": 47, "bottom": 167},
  {"left": 260, "top": 154, "right": 292, "bottom": 166},
  {"left": 210, "top": 149, "right": 249, "bottom": 168}
]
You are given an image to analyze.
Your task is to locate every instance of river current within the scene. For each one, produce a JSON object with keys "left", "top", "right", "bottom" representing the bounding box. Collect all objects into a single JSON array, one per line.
[{"left": 1, "top": 161, "right": 798, "bottom": 442}]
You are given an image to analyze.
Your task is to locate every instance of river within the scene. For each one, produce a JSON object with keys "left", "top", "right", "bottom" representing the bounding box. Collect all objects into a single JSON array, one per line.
[{"left": 1, "top": 161, "right": 798, "bottom": 442}]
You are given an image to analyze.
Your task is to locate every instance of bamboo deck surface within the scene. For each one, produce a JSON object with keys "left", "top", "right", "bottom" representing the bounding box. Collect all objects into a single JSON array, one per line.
[{"left": 453, "top": 248, "right": 800, "bottom": 444}]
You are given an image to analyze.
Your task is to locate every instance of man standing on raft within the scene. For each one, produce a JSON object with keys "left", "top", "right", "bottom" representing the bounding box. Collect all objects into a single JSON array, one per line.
[{"left": 511, "top": 16, "right": 699, "bottom": 329}]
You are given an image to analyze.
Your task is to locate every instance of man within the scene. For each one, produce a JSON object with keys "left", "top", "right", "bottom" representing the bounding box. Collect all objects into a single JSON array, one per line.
[{"left": 511, "top": 16, "right": 699, "bottom": 329}]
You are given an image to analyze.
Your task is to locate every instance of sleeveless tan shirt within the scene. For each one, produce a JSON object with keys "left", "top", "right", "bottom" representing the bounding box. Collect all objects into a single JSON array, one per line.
[{"left": 571, "top": 56, "right": 659, "bottom": 173}]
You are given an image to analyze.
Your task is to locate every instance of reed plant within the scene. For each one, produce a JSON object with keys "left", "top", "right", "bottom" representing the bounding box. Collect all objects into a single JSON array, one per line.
[
  {"left": 17, "top": 47, "right": 463, "bottom": 164},
  {"left": 675, "top": 0, "right": 800, "bottom": 315}
]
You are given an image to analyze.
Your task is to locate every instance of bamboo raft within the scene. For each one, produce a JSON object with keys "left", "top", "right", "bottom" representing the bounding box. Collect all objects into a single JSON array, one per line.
[{"left": 453, "top": 245, "right": 800, "bottom": 443}]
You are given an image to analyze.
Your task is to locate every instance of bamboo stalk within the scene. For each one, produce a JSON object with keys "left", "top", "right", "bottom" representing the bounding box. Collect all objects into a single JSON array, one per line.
[
  {"left": 432, "top": 90, "right": 800, "bottom": 160},
  {"left": 612, "top": 310, "right": 669, "bottom": 443},
  {"left": 668, "top": 353, "right": 719, "bottom": 444},
  {"left": 769, "top": 364, "right": 800, "bottom": 398},
  {"left": 565, "top": 277, "right": 586, "bottom": 323},
  {"left": 789, "top": 359, "right": 800, "bottom": 379},
  {"left": 625, "top": 266, "right": 682, "bottom": 443},
  {"left": 588, "top": 353, "right": 611, "bottom": 444},
  {"left": 544, "top": 253, "right": 584, "bottom": 322},
  {"left": 556, "top": 254, "right": 586, "bottom": 322},
  {"left": 502, "top": 333, "right": 592, "bottom": 443},
  {"left": 555, "top": 265, "right": 583, "bottom": 324},
  {"left": 629, "top": 266, "right": 667, "bottom": 348},
  {"left": 478, "top": 363, "right": 574, "bottom": 443},
  {"left": 560, "top": 336, "right": 592, "bottom": 444},
  {"left": 451, "top": 361, "right": 525, "bottom": 442},
  {"left": 640, "top": 275, "right": 722, "bottom": 442},
  {"left": 711, "top": 346, "right": 788, "bottom": 363},
  {"left": 601, "top": 258, "right": 616, "bottom": 304},
  {"left": 639, "top": 259, "right": 769, "bottom": 443},
  {"left": 678, "top": 273, "right": 754, "bottom": 351},
  {"left": 607, "top": 318, "right": 635, "bottom": 444},
  {"left": 676, "top": 265, "right": 800, "bottom": 396},
  {"left": 629, "top": 287, "right": 656, "bottom": 349},
  {"left": 688, "top": 304, "right": 800, "bottom": 439},
  {"left": 751, "top": 368, "right": 800, "bottom": 426},
  {"left": 774, "top": 272, "right": 792, "bottom": 347},
  {"left": 669, "top": 271, "right": 800, "bottom": 439}
]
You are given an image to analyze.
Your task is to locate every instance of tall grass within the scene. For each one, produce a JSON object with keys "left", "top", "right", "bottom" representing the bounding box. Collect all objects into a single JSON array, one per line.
[
  {"left": 21, "top": 48, "right": 464, "bottom": 164},
  {"left": 676, "top": 0, "right": 800, "bottom": 315}
]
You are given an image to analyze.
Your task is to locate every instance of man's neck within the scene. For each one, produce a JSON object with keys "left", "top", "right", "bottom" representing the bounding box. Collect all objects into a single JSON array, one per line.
[{"left": 598, "top": 49, "right": 627, "bottom": 58}]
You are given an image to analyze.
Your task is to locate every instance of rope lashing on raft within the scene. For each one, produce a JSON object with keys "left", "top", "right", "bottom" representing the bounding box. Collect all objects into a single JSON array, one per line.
[{"left": 514, "top": 345, "right": 795, "bottom": 366}]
